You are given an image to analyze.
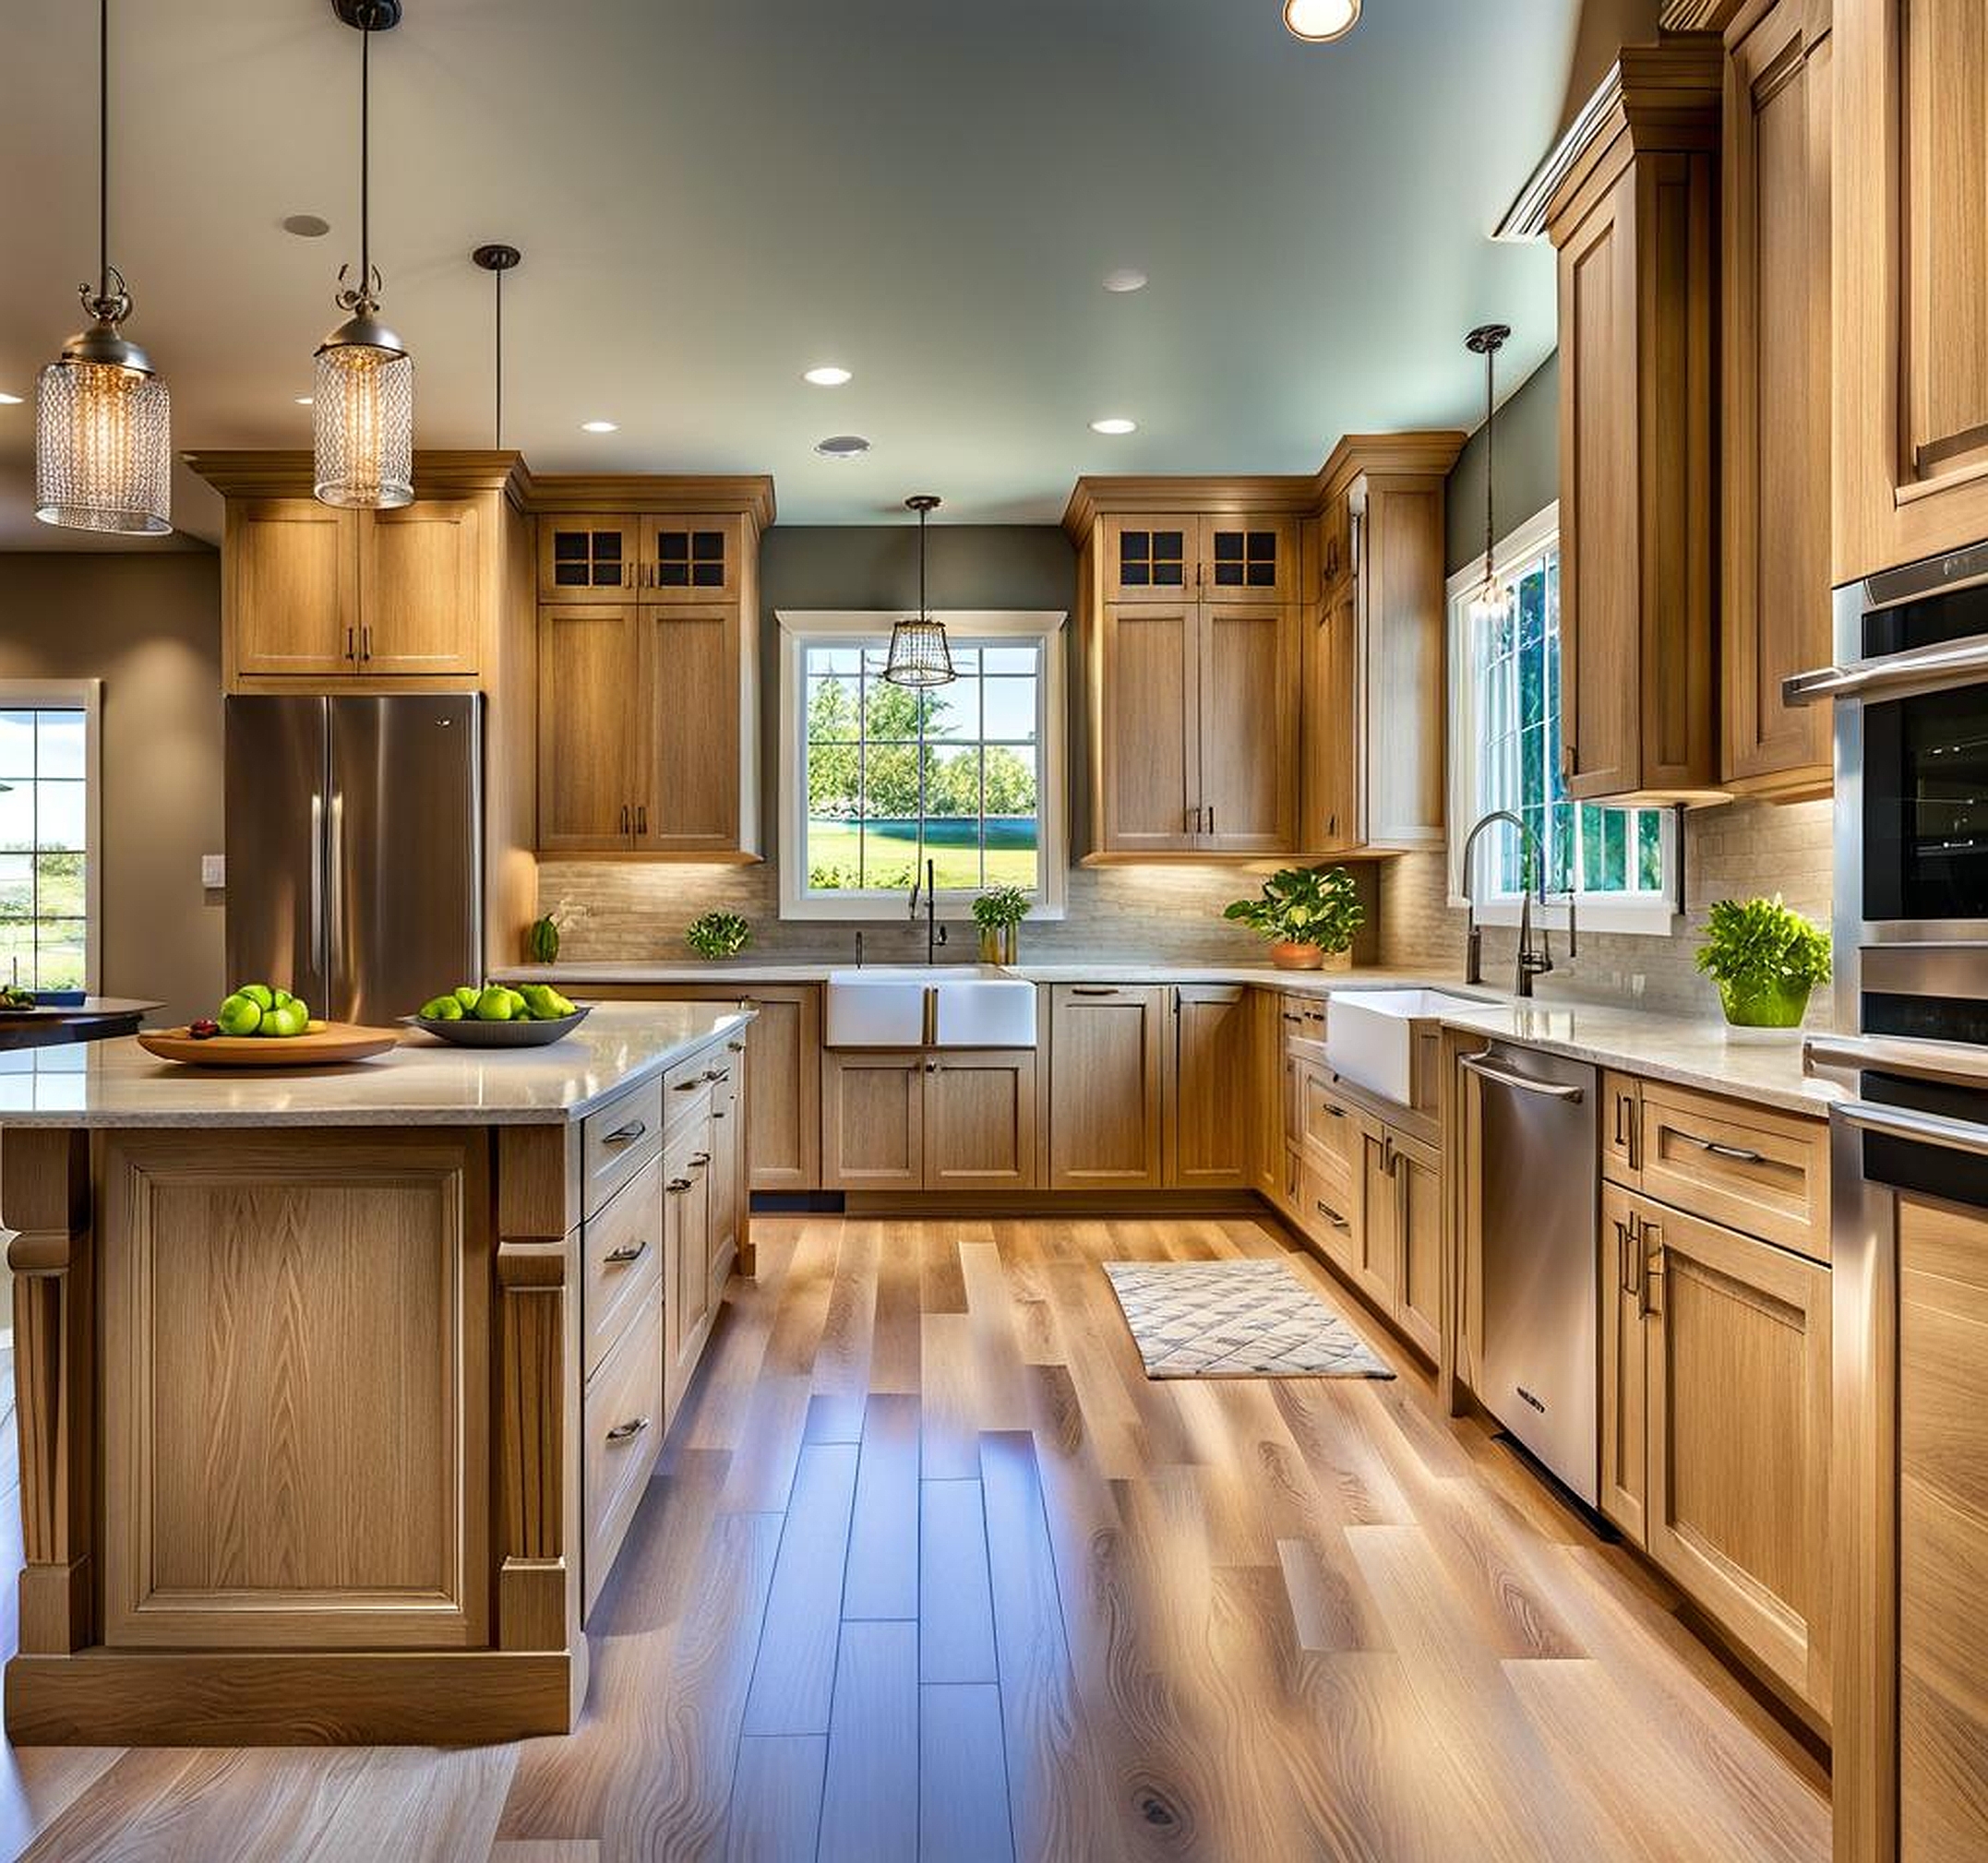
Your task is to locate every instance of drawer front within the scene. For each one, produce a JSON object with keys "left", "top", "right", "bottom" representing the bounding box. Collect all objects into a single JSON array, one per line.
[
  {"left": 582, "top": 1079, "right": 665, "bottom": 1217},
  {"left": 662, "top": 1045, "right": 725, "bottom": 1140},
  {"left": 1300, "top": 1155, "right": 1359, "bottom": 1271},
  {"left": 1638, "top": 1081, "right": 1829, "bottom": 1261},
  {"left": 583, "top": 1279, "right": 665, "bottom": 1617},
  {"left": 582, "top": 1154, "right": 665, "bottom": 1379},
  {"left": 1284, "top": 993, "right": 1328, "bottom": 1055},
  {"left": 1301, "top": 1067, "right": 1361, "bottom": 1177}
]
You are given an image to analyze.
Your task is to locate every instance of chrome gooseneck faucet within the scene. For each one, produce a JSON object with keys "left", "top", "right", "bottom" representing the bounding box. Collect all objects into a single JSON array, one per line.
[
  {"left": 907, "top": 857, "right": 948, "bottom": 965},
  {"left": 1459, "top": 809, "right": 1575, "bottom": 997}
]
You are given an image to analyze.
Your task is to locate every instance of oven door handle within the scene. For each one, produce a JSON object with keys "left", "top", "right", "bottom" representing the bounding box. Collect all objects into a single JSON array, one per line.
[
  {"left": 1838, "top": 1099, "right": 1988, "bottom": 1161},
  {"left": 1784, "top": 632, "right": 1988, "bottom": 705}
]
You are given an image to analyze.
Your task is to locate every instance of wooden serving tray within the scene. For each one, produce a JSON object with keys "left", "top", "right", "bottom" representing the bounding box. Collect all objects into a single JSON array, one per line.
[{"left": 138, "top": 1022, "right": 402, "bottom": 1068}]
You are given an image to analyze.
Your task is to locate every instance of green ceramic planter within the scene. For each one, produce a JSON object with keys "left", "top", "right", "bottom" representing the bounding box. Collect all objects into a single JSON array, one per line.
[{"left": 1716, "top": 974, "right": 1813, "bottom": 1029}]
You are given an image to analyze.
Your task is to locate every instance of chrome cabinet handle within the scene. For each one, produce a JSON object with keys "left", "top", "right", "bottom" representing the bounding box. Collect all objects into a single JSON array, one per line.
[
  {"left": 619, "top": 803, "right": 631, "bottom": 836},
  {"left": 606, "top": 1415, "right": 651, "bottom": 1443},
  {"left": 635, "top": 804, "right": 648, "bottom": 836},
  {"left": 604, "top": 1238, "right": 649, "bottom": 1266},
  {"left": 667, "top": 1176, "right": 693, "bottom": 1193},
  {"left": 1677, "top": 1132, "right": 1766, "bottom": 1165},
  {"left": 1313, "top": 1198, "right": 1350, "bottom": 1232},
  {"left": 689, "top": 1152, "right": 711, "bottom": 1168},
  {"left": 1072, "top": 986, "right": 1119, "bottom": 997},
  {"left": 604, "top": 1119, "right": 647, "bottom": 1145},
  {"left": 1460, "top": 1051, "right": 1586, "bottom": 1103}
]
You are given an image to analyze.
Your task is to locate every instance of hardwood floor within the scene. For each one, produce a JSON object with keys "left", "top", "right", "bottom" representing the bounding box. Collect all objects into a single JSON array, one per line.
[{"left": 0, "top": 1216, "right": 1830, "bottom": 1861}]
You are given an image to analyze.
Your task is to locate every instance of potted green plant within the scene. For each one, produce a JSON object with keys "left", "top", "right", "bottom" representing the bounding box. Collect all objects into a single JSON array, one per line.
[
  {"left": 685, "top": 910, "right": 751, "bottom": 961},
  {"left": 1695, "top": 896, "right": 1830, "bottom": 1033},
  {"left": 1223, "top": 865, "right": 1365, "bottom": 971},
  {"left": 971, "top": 884, "right": 1033, "bottom": 964}
]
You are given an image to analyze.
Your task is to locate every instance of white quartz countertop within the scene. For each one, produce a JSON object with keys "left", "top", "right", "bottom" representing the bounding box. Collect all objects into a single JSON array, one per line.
[
  {"left": 0, "top": 1002, "right": 751, "bottom": 1129},
  {"left": 499, "top": 960, "right": 1841, "bottom": 1117}
]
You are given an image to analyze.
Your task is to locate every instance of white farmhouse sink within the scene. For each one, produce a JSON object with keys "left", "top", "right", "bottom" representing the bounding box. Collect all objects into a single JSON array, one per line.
[
  {"left": 824, "top": 966, "right": 1037, "bottom": 1049},
  {"left": 1324, "top": 988, "right": 1483, "bottom": 1106}
]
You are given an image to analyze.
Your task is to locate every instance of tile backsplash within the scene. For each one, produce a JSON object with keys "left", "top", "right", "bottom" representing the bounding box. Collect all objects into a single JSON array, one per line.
[{"left": 540, "top": 796, "right": 1832, "bottom": 1015}]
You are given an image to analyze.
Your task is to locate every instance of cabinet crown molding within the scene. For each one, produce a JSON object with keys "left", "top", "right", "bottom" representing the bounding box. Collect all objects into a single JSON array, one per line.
[
  {"left": 1498, "top": 35, "right": 1725, "bottom": 242},
  {"left": 526, "top": 475, "right": 775, "bottom": 531},
  {"left": 186, "top": 449, "right": 533, "bottom": 506}
]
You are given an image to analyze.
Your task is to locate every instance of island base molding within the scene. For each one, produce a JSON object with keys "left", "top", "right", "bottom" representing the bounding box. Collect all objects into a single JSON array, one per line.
[{"left": 4, "top": 1648, "right": 581, "bottom": 1747}]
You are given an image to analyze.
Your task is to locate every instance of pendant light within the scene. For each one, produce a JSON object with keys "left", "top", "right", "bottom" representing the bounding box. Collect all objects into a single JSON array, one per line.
[
  {"left": 1465, "top": 323, "right": 1513, "bottom": 627},
  {"left": 314, "top": 0, "right": 413, "bottom": 509},
  {"left": 34, "top": 0, "right": 171, "bottom": 536},
  {"left": 471, "top": 244, "right": 521, "bottom": 446},
  {"left": 884, "top": 495, "right": 957, "bottom": 688}
]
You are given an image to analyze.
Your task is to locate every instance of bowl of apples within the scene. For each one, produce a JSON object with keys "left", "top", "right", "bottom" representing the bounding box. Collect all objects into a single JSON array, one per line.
[
  {"left": 410, "top": 983, "right": 591, "bottom": 1047},
  {"left": 138, "top": 984, "right": 402, "bottom": 1067}
]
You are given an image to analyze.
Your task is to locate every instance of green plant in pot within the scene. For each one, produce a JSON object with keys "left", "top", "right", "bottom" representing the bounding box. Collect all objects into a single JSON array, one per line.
[
  {"left": 1223, "top": 865, "right": 1365, "bottom": 971},
  {"left": 1695, "top": 896, "right": 1830, "bottom": 1033},
  {"left": 971, "top": 885, "right": 1033, "bottom": 964},
  {"left": 685, "top": 911, "right": 751, "bottom": 961}
]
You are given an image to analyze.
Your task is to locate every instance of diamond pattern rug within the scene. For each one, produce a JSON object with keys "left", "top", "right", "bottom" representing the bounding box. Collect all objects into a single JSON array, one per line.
[{"left": 1102, "top": 1259, "right": 1396, "bottom": 1380}]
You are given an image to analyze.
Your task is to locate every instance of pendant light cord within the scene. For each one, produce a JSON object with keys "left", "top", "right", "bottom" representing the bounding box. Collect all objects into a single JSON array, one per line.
[
  {"left": 495, "top": 263, "right": 504, "bottom": 446},
  {"left": 918, "top": 500, "right": 928, "bottom": 619},
  {"left": 1482, "top": 342, "right": 1495, "bottom": 580},
  {"left": 97, "top": 0, "right": 109, "bottom": 300},
  {"left": 359, "top": 21, "right": 371, "bottom": 293}
]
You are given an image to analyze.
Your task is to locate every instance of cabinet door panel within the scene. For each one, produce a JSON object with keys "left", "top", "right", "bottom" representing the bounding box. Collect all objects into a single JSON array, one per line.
[
  {"left": 537, "top": 605, "right": 641, "bottom": 853},
  {"left": 641, "top": 515, "right": 742, "bottom": 603},
  {"left": 1722, "top": 6, "right": 1833, "bottom": 793},
  {"left": 1168, "top": 985, "right": 1255, "bottom": 1189},
  {"left": 1200, "top": 515, "right": 1299, "bottom": 602},
  {"left": 1394, "top": 1130, "right": 1443, "bottom": 1363},
  {"left": 539, "top": 514, "right": 639, "bottom": 601},
  {"left": 1304, "top": 586, "right": 1360, "bottom": 852},
  {"left": 1101, "top": 515, "right": 1196, "bottom": 603},
  {"left": 1349, "top": 1117, "right": 1399, "bottom": 1313},
  {"left": 927, "top": 1053, "right": 1037, "bottom": 1191},
  {"left": 664, "top": 1126, "right": 715, "bottom": 1424},
  {"left": 1048, "top": 986, "right": 1166, "bottom": 1188},
  {"left": 742, "top": 990, "right": 820, "bottom": 1191},
  {"left": 822, "top": 1052, "right": 925, "bottom": 1190},
  {"left": 1100, "top": 604, "right": 1197, "bottom": 851},
  {"left": 230, "top": 500, "right": 358, "bottom": 679},
  {"left": 1197, "top": 604, "right": 1297, "bottom": 852},
  {"left": 1599, "top": 1182, "right": 1649, "bottom": 1545},
  {"left": 1362, "top": 485, "right": 1449, "bottom": 847},
  {"left": 707, "top": 1056, "right": 742, "bottom": 1297},
  {"left": 640, "top": 605, "right": 741, "bottom": 852},
  {"left": 1645, "top": 1200, "right": 1830, "bottom": 1713},
  {"left": 357, "top": 501, "right": 482, "bottom": 677}
]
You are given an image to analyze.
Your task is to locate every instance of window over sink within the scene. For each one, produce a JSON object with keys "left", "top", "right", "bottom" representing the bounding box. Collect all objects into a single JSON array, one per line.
[
  {"left": 1446, "top": 505, "right": 1679, "bottom": 934},
  {"left": 0, "top": 681, "right": 100, "bottom": 993},
  {"left": 775, "top": 612, "right": 1068, "bottom": 921}
]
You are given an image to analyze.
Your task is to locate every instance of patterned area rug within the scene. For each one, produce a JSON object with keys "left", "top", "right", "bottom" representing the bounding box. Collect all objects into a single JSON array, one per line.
[{"left": 1103, "top": 1259, "right": 1396, "bottom": 1380}]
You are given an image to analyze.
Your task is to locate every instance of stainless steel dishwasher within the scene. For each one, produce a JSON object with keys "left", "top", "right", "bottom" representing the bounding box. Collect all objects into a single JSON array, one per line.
[{"left": 1461, "top": 1040, "right": 1600, "bottom": 1506}]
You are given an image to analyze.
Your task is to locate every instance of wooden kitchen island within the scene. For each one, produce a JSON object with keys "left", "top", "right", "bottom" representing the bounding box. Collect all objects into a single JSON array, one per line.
[{"left": 0, "top": 1001, "right": 753, "bottom": 1747}]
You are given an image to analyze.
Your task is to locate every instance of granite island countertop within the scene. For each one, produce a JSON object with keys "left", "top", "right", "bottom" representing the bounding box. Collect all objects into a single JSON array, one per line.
[
  {"left": 500, "top": 960, "right": 1841, "bottom": 1117},
  {"left": 0, "top": 1000, "right": 751, "bottom": 1129}
]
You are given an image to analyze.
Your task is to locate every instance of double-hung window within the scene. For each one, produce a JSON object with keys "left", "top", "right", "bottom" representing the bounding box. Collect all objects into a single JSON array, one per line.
[
  {"left": 777, "top": 612, "right": 1068, "bottom": 920},
  {"left": 0, "top": 683, "right": 100, "bottom": 994},
  {"left": 1447, "top": 507, "right": 1678, "bottom": 932}
]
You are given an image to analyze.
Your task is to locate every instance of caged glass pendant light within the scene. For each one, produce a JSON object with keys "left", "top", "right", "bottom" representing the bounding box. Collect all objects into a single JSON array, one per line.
[
  {"left": 884, "top": 495, "right": 957, "bottom": 688},
  {"left": 35, "top": 0, "right": 172, "bottom": 536},
  {"left": 314, "top": 0, "right": 413, "bottom": 509},
  {"left": 1465, "top": 322, "right": 1514, "bottom": 628}
]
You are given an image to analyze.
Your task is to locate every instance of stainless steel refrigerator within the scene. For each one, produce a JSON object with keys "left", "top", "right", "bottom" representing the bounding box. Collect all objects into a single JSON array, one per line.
[{"left": 224, "top": 695, "right": 484, "bottom": 1025}]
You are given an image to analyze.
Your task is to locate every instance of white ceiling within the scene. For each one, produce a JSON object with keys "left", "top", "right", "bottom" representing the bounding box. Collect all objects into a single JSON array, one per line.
[{"left": 0, "top": 0, "right": 1585, "bottom": 548}]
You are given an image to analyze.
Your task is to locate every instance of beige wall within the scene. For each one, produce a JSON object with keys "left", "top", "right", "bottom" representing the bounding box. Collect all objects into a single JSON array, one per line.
[{"left": 0, "top": 551, "right": 225, "bottom": 1025}]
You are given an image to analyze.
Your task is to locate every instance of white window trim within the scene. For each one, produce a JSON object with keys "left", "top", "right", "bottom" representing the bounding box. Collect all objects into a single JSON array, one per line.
[
  {"left": 1443, "top": 508, "right": 1681, "bottom": 937},
  {"left": 0, "top": 678, "right": 103, "bottom": 994},
  {"left": 775, "top": 611, "right": 1069, "bottom": 923}
]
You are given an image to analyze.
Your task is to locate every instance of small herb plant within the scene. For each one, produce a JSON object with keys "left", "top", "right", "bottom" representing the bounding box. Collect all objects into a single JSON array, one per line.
[
  {"left": 684, "top": 911, "right": 751, "bottom": 960},
  {"left": 1695, "top": 896, "right": 1830, "bottom": 1026},
  {"left": 1223, "top": 866, "right": 1366, "bottom": 953},
  {"left": 970, "top": 886, "right": 1033, "bottom": 932}
]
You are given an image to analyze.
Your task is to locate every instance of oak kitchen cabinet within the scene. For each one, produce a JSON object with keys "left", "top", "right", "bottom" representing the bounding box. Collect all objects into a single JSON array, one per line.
[
  {"left": 1168, "top": 985, "right": 1258, "bottom": 1189},
  {"left": 1542, "top": 41, "right": 1727, "bottom": 805},
  {"left": 1832, "top": 0, "right": 1988, "bottom": 580},
  {"left": 821, "top": 1050, "right": 1037, "bottom": 1192},
  {"left": 1721, "top": 0, "right": 1835, "bottom": 796},
  {"left": 1047, "top": 984, "right": 1168, "bottom": 1189}
]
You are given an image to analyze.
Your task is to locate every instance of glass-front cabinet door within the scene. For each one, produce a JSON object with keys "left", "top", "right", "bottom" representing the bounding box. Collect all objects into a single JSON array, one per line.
[
  {"left": 537, "top": 513, "right": 641, "bottom": 602},
  {"left": 1101, "top": 515, "right": 1196, "bottom": 603},
  {"left": 1199, "top": 515, "right": 1298, "bottom": 603},
  {"left": 641, "top": 515, "right": 742, "bottom": 603}
]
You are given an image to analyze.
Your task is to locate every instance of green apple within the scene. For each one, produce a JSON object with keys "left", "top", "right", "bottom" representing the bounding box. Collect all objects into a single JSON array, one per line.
[
  {"left": 266, "top": 1000, "right": 309, "bottom": 1038},
  {"left": 454, "top": 985, "right": 483, "bottom": 1011},
  {"left": 216, "top": 992, "right": 262, "bottom": 1037},
  {"left": 240, "top": 983, "right": 276, "bottom": 1011},
  {"left": 473, "top": 987, "right": 518, "bottom": 1022},
  {"left": 420, "top": 995, "right": 464, "bottom": 1021},
  {"left": 271, "top": 988, "right": 295, "bottom": 1009}
]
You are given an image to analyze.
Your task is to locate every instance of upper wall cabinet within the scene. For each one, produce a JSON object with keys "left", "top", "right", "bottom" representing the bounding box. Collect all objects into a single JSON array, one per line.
[
  {"left": 1544, "top": 41, "right": 1726, "bottom": 806},
  {"left": 1721, "top": 0, "right": 1834, "bottom": 797},
  {"left": 1833, "top": 0, "right": 1988, "bottom": 580},
  {"left": 531, "top": 483, "right": 772, "bottom": 862},
  {"left": 1100, "top": 514, "right": 1299, "bottom": 604}
]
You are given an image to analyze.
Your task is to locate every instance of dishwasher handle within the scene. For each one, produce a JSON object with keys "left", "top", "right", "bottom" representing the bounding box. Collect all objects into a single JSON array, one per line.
[{"left": 1460, "top": 1049, "right": 1586, "bottom": 1104}]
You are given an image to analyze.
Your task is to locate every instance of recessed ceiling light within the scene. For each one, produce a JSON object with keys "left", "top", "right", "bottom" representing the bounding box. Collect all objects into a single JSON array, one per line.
[
  {"left": 581, "top": 419, "right": 618, "bottom": 434},
  {"left": 804, "top": 365, "right": 853, "bottom": 387},
  {"left": 281, "top": 213, "right": 331, "bottom": 238},
  {"left": 1284, "top": 0, "right": 1360, "bottom": 42},
  {"left": 1090, "top": 417, "right": 1138, "bottom": 436},
  {"left": 815, "top": 434, "right": 872, "bottom": 460},
  {"left": 0, "top": 392, "right": 23, "bottom": 407},
  {"left": 1102, "top": 268, "right": 1148, "bottom": 294}
]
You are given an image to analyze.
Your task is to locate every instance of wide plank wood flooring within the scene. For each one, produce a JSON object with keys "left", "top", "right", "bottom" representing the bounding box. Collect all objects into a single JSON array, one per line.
[{"left": 0, "top": 1216, "right": 1830, "bottom": 1861}]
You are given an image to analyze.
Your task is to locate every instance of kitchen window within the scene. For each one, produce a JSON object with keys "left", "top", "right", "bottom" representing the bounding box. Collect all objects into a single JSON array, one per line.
[
  {"left": 776, "top": 612, "right": 1068, "bottom": 920},
  {"left": 0, "top": 682, "right": 101, "bottom": 993},
  {"left": 1446, "top": 507, "right": 1678, "bottom": 933}
]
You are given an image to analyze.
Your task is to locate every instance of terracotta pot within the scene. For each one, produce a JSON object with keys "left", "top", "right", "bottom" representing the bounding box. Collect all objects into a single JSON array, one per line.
[{"left": 1269, "top": 940, "right": 1325, "bottom": 971}]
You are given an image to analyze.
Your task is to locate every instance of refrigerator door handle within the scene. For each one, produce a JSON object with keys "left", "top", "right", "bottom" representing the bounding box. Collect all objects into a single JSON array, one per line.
[
  {"left": 328, "top": 789, "right": 346, "bottom": 1011},
  {"left": 310, "top": 791, "right": 329, "bottom": 985}
]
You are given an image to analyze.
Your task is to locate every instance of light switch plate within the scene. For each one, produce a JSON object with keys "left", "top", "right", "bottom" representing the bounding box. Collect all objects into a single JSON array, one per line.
[{"left": 201, "top": 854, "right": 226, "bottom": 890}]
